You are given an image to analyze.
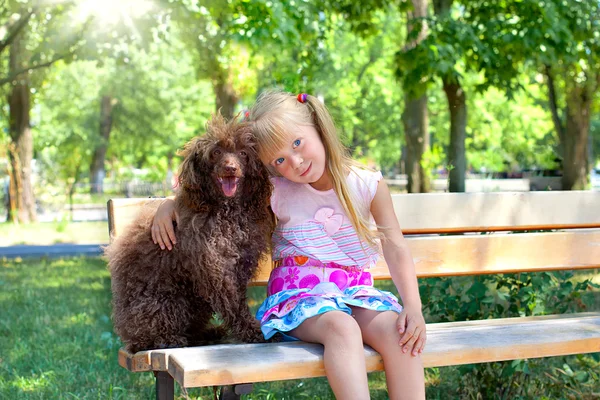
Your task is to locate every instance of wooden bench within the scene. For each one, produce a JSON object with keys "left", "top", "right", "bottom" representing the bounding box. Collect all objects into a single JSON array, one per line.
[{"left": 107, "top": 191, "right": 600, "bottom": 399}]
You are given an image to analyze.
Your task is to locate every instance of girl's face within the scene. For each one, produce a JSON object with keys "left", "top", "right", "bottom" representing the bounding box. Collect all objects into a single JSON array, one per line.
[{"left": 265, "top": 124, "right": 331, "bottom": 190}]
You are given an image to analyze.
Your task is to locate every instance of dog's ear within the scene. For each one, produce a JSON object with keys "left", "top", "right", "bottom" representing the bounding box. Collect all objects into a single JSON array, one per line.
[
  {"left": 242, "top": 144, "right": 273, "bottom": 211},
  {"left": 177, "top": 137, "right": 210, "bottom": 191}
]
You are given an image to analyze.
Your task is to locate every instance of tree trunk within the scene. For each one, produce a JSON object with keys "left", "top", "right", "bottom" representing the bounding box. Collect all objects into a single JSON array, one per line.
[
  {"left": 402, "top": 95, "right": 430, "bottom": 193},
  {"left": 7, "top": 30, "right": 36, "bottom": 223},
  {"left": 90, "top": 95, "right": 115, "bottom": 194},
  {"left": 443, "top": 79, "right": 467, "bottom": 192},
  {"left": 545, "top": 66, "right": 593, "bottom": 190},
  {"left": 402, "top": 0, "right": 430, "bottom": 193},
  {"left": 433, "top": 0, "right": 466, "bottom": 192},
  {"left": 562, "top": 86, "right": 591, "bottom": 190},
  {"left": 6, "top": 144, "right": 21, "bottom": 223},
  {"left": 213, "top": 66, "right": 238, "bottom": 120}
]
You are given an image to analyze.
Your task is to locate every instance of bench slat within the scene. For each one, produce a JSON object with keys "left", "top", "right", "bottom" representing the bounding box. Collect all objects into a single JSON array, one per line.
[
  {"left": 107, "top": 191, "right": 600, "bottom": 238},
  {"left": 391, "top": 191, "right": 600, "bottom": 233},
  {"left": 117, "top": 312, "right": 600, "bottom": 387},
  {"left": 249, "top": 230, "right": 600, "bottom": 284}
]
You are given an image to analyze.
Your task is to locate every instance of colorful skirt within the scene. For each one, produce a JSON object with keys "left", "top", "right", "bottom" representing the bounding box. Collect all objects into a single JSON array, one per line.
[{"left": 256, "top": 256, "right": 403, "bottom": 340}]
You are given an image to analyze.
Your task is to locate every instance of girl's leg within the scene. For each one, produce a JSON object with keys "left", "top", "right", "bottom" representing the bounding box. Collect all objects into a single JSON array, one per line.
[
  {"left": 289, "top": 311, "right": 370, "bottom": 400},
  {"left": 352, "top": 308, "right": 425, "bottom": 400}
]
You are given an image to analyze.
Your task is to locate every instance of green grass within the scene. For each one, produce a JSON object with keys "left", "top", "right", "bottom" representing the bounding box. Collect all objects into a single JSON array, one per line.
[
  {"left": 0, "top": 221, "right": 109, "bottom": 246},
  {"left": 0, "top": 257, "right": 155, "bottom": 399}
]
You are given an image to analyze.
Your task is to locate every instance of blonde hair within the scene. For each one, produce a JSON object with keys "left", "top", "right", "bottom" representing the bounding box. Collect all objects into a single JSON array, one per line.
[{"left": 248, "top": 90, "right": 380, "bottom": 250}]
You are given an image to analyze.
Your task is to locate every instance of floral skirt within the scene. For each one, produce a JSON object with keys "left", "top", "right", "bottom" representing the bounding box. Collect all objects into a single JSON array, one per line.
[{"left": 256, "top": 256, "right": 403, "bottom": 340}]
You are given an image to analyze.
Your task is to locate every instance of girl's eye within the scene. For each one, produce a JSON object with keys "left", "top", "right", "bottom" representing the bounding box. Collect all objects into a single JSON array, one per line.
[
  {"left": 293, "top": 139, "right": 301, "bottom": 147},
  {"left": 275, "top": 158, "right": 285, "bottom": 165}
]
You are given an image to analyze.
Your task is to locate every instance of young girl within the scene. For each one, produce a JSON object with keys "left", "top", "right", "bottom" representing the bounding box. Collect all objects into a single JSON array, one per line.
[{"left": 152, "top": 91, "right": 426, "bottom": 399}]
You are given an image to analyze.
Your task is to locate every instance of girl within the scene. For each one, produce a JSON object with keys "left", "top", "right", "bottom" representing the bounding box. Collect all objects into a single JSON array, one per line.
[{"left": 152, "top": 91, "right": 426, "bottom": 399}]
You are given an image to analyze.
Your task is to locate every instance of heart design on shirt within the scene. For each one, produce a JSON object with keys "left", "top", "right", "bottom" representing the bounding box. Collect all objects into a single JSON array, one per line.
[{"left": 314, "top": 207, "right": 343, "bottom": 236}]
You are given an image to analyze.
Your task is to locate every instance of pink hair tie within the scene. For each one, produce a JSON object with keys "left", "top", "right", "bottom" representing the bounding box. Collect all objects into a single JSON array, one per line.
[
  {"left": 244, "top": 110, "right": 250, "bottom": 120},
  {"left": 297, "top": 93, "right": 308, "bottom": 103}
]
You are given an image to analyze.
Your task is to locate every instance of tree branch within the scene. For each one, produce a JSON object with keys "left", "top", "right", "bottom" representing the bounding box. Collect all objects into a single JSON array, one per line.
[
  {"left": 0, "top": 10, "right": 35, "bottom": 56},
  {"left": 544, "top": 64, "right": 565, "bottom": 144},
  {"left": 0, "top": 54, "right": 66, "bottom": 86}
]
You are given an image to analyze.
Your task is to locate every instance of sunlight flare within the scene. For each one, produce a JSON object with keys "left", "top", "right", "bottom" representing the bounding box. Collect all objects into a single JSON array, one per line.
[{"left": 75, "top": 0, "right": 154, "bottom": 26}]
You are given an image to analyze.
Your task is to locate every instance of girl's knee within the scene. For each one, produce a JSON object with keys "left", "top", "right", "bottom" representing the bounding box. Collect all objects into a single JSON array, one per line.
[
  {"left": 320, "top": 311, "right": 362, "bottom": 345},
  {"left": 359, "top": 311, "right": 401, "bottom": 348}
]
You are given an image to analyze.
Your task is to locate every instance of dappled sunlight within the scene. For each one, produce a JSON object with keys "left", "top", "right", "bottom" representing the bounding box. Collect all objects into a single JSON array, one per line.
[
  {"left": 63, "top": 312, "right": 94, "bottom": 328},
  {"left": 75, "top": 0, "right": 155, "bottom": 26},
  {"left": 11, "top": 371, "right": 56, "bottom": 393}
]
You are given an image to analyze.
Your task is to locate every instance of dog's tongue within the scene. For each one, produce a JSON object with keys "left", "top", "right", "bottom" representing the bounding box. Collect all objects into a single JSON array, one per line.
[{"left": 221, "top": 177, "right": 238, "bottom": 197}]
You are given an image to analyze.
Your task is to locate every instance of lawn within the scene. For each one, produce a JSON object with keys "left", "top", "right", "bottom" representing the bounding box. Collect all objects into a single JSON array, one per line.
[{"left": 1, "top": 257, "right": 598, "bottom": 399}]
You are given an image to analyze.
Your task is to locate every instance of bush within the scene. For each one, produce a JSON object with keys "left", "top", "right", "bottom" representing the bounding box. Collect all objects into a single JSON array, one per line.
[{"left": 415, "top": 270, "right": 600, "bottom": 399}]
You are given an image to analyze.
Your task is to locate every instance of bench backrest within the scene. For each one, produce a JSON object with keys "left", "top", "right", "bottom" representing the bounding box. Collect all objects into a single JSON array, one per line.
[{"left": 107, "top": 191, "right": 600, "bottom": 285}]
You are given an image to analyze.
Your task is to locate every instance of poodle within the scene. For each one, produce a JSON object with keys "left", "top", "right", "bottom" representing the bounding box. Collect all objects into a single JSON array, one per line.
[{"left": 105, "top": 114, "right": 274, "bottom": 353}]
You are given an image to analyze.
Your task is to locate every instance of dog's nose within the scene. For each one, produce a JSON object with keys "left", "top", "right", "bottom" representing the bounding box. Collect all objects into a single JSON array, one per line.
[{"left": 225, "top": 164, "right": 238, "bottom": 174}]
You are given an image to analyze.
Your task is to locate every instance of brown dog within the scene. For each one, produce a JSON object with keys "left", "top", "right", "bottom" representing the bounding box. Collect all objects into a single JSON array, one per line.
[{"left": 105, "top": 115, "right": 273, "bottom": 353}]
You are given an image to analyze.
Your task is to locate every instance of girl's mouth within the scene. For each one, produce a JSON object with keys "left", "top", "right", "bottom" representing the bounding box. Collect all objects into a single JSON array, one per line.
[{"left": 300, "top": 163, "right": 312, "bottom": 177}]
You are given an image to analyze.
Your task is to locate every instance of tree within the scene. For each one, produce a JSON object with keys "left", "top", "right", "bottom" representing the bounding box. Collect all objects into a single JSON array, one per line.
[
  {"left": 1, "top": 1, "right": 84, "bottom": 222},
  {"left": 313, "top": 0, "right": 435, "bottom": 192},
  {"left": 432, "top": 0, "right": 465, "bottom": 192},
  {"left": 462, "top": 0, "right": 600, "bottom": 189},
  {"left": 400, "top": 0, "right": 431, "bottom": 192},
  {"left": 35, "top": 41, "right": 213, "bottom": 198},
  {"left": 1, "top": 0, "right": 163, "bottom": 220},
  {"left": 396, "top": 1, "right": 483, "bottom": 192}
]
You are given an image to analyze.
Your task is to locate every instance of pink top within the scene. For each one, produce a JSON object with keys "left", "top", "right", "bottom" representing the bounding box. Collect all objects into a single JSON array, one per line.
[{"left": 270, "top": 167, "right": 383, "bottom": 269}]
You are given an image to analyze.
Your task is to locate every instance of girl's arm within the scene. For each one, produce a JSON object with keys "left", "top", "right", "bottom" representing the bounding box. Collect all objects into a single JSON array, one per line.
[
  {"left": 370, "top": 179, "right": 426, "bottom": 356},
  {"left": 151, "top": 196, "right": 179, "bottom": 250}
]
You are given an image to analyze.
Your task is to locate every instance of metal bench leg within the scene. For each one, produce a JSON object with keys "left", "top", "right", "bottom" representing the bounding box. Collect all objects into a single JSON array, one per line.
[
  {"left": 154, "top": 371, "right": 174, "bottom": 400},
  {"left": 219, "top": 384, "right": 253, "bottom": 400}
]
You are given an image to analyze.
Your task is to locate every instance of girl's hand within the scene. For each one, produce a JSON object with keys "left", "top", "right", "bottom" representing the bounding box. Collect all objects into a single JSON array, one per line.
[
  {"left": 396, "top": 305, "right": 427, "bottom": 357},
  {"left": 151, "top": 198, "right": 179, "bottom": 250}
]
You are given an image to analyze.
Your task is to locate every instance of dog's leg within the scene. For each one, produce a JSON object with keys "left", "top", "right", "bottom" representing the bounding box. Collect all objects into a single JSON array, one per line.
[
  {"left": 122, "top": 291, "right": 193, "bottom": 352},
  {"left": 186, "top": 299, "right": 231, "bottom": 346},
  {"left": 232, "top": 283, "right": 265, "bottom": 343},
  {"left": 208, "top": 275, "right": 263, "bottom": 344}
]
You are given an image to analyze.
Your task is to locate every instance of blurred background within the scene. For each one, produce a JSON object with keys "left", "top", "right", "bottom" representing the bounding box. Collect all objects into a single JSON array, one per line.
[{"left": 1, "top": 0, "right": 600, "bottom": 232}]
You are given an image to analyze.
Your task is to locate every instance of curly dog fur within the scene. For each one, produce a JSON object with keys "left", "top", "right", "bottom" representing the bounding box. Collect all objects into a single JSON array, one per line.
[{"left": 105, "top": 115, "right": 273, "bottom": 353}]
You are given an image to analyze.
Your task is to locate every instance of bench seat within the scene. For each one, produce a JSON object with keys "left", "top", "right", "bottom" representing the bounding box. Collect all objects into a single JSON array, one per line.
[{"left": 119, "top": 312, "right": 600, "bottom": 389}]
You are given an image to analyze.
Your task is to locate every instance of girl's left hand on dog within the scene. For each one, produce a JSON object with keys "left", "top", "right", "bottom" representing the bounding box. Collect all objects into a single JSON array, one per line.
[
  {"left": 152, "top": 198, "right": 179, "bottom": 250},
  {"left": 396, "top": 305, "right": 426, "bottom": 357}
]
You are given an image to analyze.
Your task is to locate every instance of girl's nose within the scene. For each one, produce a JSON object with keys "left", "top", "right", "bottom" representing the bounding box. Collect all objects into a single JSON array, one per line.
[{"left": 291, "top": 154, "right": 304, "bottom": 169}]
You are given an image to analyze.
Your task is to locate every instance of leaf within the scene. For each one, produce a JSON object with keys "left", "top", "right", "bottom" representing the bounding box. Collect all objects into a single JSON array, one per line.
[{"left": 466, "top": 280, "right": 488, "bottom": 297}]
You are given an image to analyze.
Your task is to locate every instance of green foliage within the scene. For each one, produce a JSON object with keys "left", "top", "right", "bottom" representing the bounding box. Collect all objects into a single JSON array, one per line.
[
  {"left": 466, "top": 84, "right": 558, "bottom": 172},
  {"left": 4, "top": 0, "right": 600, "bottom": 203},
  {"left": 253, "top": 8, "right": 407, "bottom": 171},
  {"left": 33, "top": 35, "right": 214, "bottom": 191},
  {"left": 416, "top": 268, "right": 600, "bottom": 399}
]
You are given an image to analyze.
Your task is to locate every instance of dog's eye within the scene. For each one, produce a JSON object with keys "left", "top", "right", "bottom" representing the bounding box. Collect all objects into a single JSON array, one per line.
[
  {"left": 239, "top": 151, "right": 247, "bottom": 157},
  {"left": 213, "top": 149, "right": 221, "bottom": 156}
]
